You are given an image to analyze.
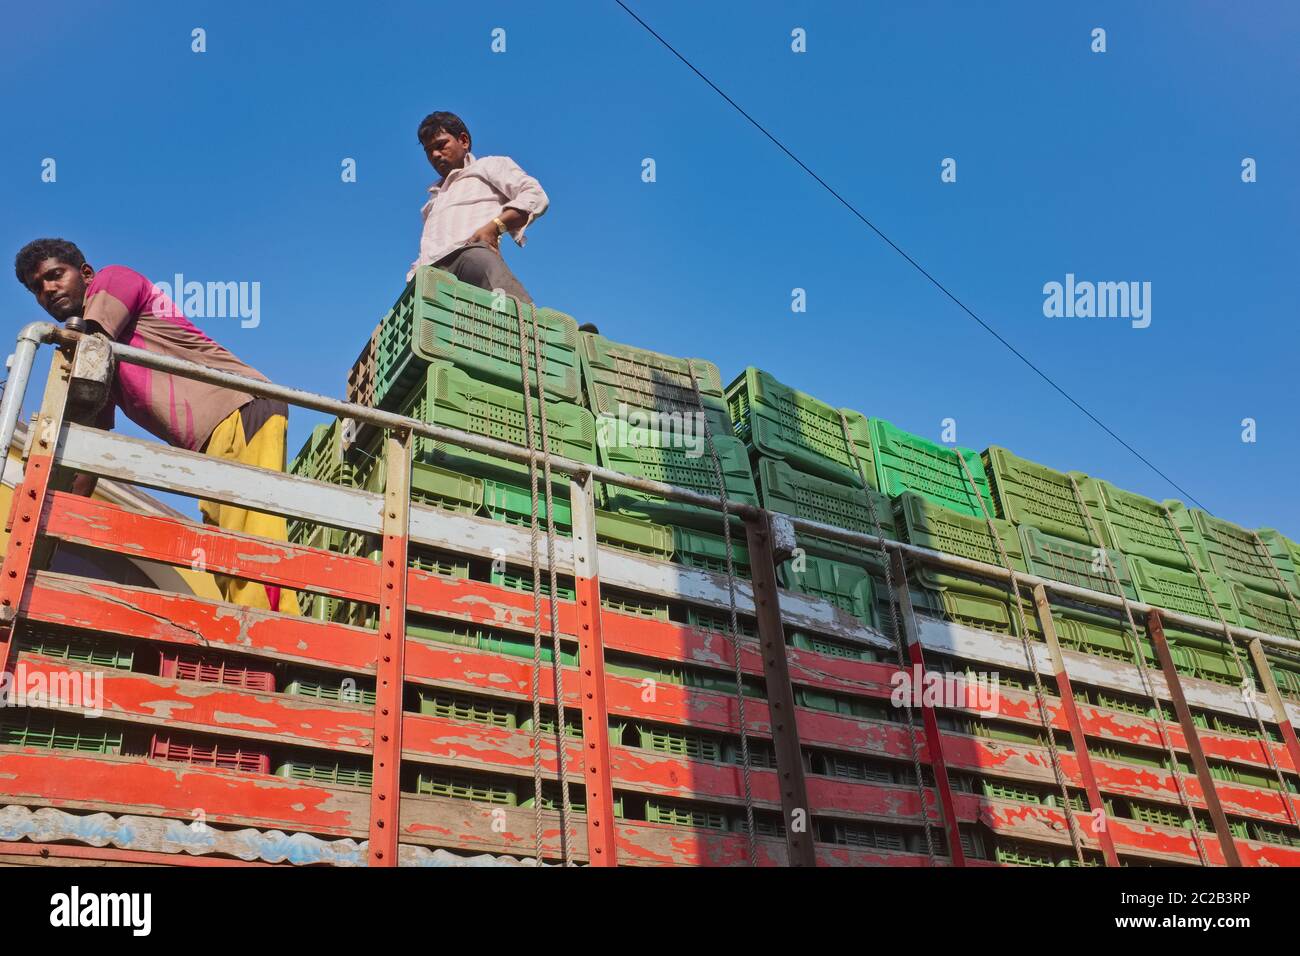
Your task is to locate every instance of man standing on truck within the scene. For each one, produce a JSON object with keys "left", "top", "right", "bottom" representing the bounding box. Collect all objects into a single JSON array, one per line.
[
  {"left": 409, "top": 111, "right": 549, "bottom": 303},
  {"left": 14, "top": 238, "right": 299, "bottom": 615}
]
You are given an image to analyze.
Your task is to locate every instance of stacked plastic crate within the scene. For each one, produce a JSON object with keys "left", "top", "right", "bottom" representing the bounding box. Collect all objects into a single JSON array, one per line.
[
  {"left": 982, "top": 447, "right": 1300, "bottom": 693},
  {"left": 725, "top": 368, "right": 895, "bottom": 641},
  {"left": 727, "top": 368, "right": 1017, "bottom": 643},
  {"left": 578, "top": 332, "right": 760, "bottom": 587}
]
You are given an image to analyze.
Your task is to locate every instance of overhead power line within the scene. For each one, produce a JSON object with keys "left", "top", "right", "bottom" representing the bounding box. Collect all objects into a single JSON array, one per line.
[{"left": 614, "top": 0, "right": 1208, "bottom": 511}]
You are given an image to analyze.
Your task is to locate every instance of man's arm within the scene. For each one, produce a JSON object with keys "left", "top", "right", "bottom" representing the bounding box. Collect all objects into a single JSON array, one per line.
[
  {"left": 471, "top": 156, "right": 549, "bottom": 248},
  {"left": 468, "top": 207, "right": 531, "bottom": 252},
  {"left": 68, "top": 269, "right": 139, "bottom": 496}
]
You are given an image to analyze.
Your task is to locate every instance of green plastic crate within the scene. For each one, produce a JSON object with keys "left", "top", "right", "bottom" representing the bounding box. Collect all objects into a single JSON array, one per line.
[
  {"left": 398, "top": 362, "right": 596, "bottom": 482},
  {"left": 1257, "top": 529, "right": 1300, "bottom": 600},
  {"left": 288, "top": 421, "right": 360, "bottom": 545},
  {"left": 289, "top": 419, "right": 356, "bottom": 486},
  {"left": 276, "top": 759, "right": 373, "bottom": 789},
  {"left": 489, "top": 566, "right": 577, "bottom": 602},
  {"left": 1177, "top": 509, "right": 1294, "bottom": 599},
  {"left": 725, "top": 368, "right": 877, "bottom": 487},
  {"left": 523, "top": 710, "right": 583, "bottom": 738},
  {"left": 827, "top": 820, "right": 906, "bottom": 852},
  {"left": 671, "top": 526, "right": 751, "bottom": 577},
  {"left": 291, "top": 520, "right": 350, "bottom": 554},
  {"left": 1231, "top": 583, "right": 1300, "bottom": 641},
  {"left": 1020, "top": 525, "right": 1137, "bottom": 601},
  {"left": 15, "top": 630, "right": 134, "bottom": 671},
  {"left": 599, "top": 589, "right": 671, "bottom": 621},
  {"left": 778, "top": 554, "right": 876, "bottom": 626},
  {"left": 994, "top": 843, "right": 1057, "bottom": 867},
  {"left": 1266, "top": 650, "right": 1300, "bottom": 699},
  {"left": 1251, "top": 822, "right": 1300, "bottom": 847},
  {"left": 870, "top": 420, "right": 993, "bottom": 517},
  {"left": 1164, "top": 628, "right": 1248, "bottom": 686},
  {"left": 724, "top": 740, "right": 779, "bottom": 769},
  {"left": 1052, "top": 611, "right": 1146, "bottom": 664},
  {"left": 347, "top": 447, "right": 484, "bottom": 573},
  {"left": 983, "top": 780, "right": 1042, "bottom": 804},
  {"left": 909, "top": 585, "right": 1034, "bottom": 638},
  {"left": 579, "top": 332, "right": 731, "bottom": 432},
  {"left": 983, "top": 446, "right": 1097, "bottom": 545},
  {"left": 375, "top": 267, "right": 580, "bottom": 408},
  {"left": 1128, "top": 801, "right": 1190, "bottom": 832},
  {"left": 1092, "top": 689, "right": 1148, "bottom": 716},
  {"left": 685, "top": 606, "right": 757, "bottom": 639},
  {"left": 789, "top": 630, "right": 877, "bottom": 661},
  {"left": 605, "top": 655, "right": 757, "bottom": 697},
  {"left": 521, "top": 785, "right": 625, "bottom": 818},
  {"left": 896, "top": 492, "right": 1026, "bottom": 593},
  {"left": 1074, "top": 478, "right": 1192, "bottom": 570},
  {"left": 481, "top": 479, "right": 680, "bottom": 561},
  {"left": 796, "top": 691, "right": 890, "bottom": 723},
  {"left": 480, "top": 478, "right": 573, "bottom": 530},
  {"left": 1128, "top": 556, "right": 1240, "bottom": 627},
  {"left": 595, "top": 421, "right": 759, "bottom": 530},
  {"left": 413, "top": 768, "right": 518, "bottom": 805},
  {"left": 407, "top": 547, "right": 472, "bottom": 580},
  {"left": 815, "top": 752, "right": 897, "bottom": 783},
  {"left": 754, "top": 456, "right": 896, "bottom": 563},
  {"left": 637, "top": 724, "right": 725, "bottom": 762},
  {"left": 408, "top": 621, "right": 579, "bottom": 666},
  {"left": 0, "top": 712, "right": 123, "bottom": 755},
  {"left": 405, "top": 461, "right": 486, "bottom": 514},
  {"left": 283, "top": 672, "right": 377, "bottom": 706},
  {"left": 417, "top": 689, "right": 518, "bottom": 729},
  {"left": 645, "top": 799, "right": 728, "bottom": 830}
]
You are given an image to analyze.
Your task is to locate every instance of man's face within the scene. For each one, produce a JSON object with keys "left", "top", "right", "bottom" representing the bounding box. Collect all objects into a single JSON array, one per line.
[
  {"left": 24, "top": 257, "right": 93, "bottom": 322},
  {"left": 422, "top": 129, "right": 470, "bottom": 178}
]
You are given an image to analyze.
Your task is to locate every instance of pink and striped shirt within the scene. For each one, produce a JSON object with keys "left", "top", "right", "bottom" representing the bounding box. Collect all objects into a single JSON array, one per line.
[
  {"left": 408, "top": 152, "right": 549, "bottom": 281},
  {"left": 81, "top": 265, "right": 270, "bottom": 451}
]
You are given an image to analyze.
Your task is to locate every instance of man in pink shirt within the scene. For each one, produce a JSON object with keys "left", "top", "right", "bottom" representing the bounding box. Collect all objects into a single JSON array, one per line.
[
  {"left": 15, "top": 238, "right": 298, "bottom": 614},
  {"left": 410, "top": 111, "right": 549, "bottom": 302}
]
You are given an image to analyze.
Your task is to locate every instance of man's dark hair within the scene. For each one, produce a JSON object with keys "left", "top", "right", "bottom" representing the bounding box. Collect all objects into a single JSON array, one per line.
[
  {"left": 417, "top": 111, "right": 471, "bottom": 149},
  {"left": 14, "top": 238, "right": 85, "bottom": 287}
]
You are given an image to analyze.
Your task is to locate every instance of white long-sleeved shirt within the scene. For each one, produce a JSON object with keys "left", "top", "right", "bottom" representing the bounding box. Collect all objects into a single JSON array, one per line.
[{"left": 408, "top": 152, "right": 549, "bottom": 281}]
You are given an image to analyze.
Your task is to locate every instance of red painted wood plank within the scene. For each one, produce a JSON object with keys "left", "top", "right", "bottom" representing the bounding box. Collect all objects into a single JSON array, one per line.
[
  {"left": 40, "top": 490, "right": 379, "bottom": 602},
  {"left": 12, "top": 654, "right": 372, "bottom": 751}
]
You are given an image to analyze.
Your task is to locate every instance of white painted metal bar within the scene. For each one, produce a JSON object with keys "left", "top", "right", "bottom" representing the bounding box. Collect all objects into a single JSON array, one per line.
[
  {"left": 17, "top": 327, "right": 1300, "bottom": 654},
  {"left": 57, "top": 423, "right": 384, "bottom": 535}
]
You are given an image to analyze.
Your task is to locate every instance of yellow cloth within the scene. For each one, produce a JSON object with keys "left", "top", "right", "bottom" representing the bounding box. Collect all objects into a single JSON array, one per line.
[{"left": 199, "top": 408, "right": 301, "bottom": 615}]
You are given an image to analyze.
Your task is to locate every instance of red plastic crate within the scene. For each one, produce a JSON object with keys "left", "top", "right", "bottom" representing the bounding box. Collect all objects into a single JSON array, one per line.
[
  {"left": 149, "top": 734, "right": 270, "bottom": 774},
  {"left": 158, "top": 652, "right": 275, "bottom": 692}
]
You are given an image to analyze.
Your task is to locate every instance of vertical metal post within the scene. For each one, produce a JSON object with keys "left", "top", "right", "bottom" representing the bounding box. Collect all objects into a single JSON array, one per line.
[
  {"left": 368, "top": 429, "right": 411, "bottom": 867},
  {"left": 1032, "top": 584, "right": 1119, "bottom": 866},
  {"left": 744, "top": 510, "right": 817, "bottom": 866},
  {"left": 0, "top": 348, "right": 75, "bottom": 677},
  {"left": 888, "top": 550, "right": 965, "bottom": 865},
  {"left": 1246, "top": 638, "right": 1300, "bottom": 815},
  {"left": 568, "top": 472, "right": 618, "bottom": 865},
  {"left": 1146, "top": 609, "right": 1242, "bottom": 866}
]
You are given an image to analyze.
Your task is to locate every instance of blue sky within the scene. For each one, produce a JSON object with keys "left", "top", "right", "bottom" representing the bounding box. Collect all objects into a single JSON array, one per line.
[{"left": 2, "top": 1, "right": 1296, "bottom": 534}]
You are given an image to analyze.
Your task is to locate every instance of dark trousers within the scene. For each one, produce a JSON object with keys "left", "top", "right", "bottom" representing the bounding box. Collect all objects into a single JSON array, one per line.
[{"left": 435, "top": 242, "right": 533, "bottom": 304}]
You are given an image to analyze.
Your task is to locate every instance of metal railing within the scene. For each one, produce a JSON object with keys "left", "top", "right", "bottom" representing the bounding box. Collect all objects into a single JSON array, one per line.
[
  {"left": 4, "top": 322, "right": 1296, "bottom": 653},
  {"left": 2, "top": 323, "right": 1299, "bottom": 869}
]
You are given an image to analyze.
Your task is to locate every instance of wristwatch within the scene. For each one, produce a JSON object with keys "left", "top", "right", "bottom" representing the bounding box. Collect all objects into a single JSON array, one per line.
[{"left": 493, "top": 217, "right": 508, "bottom": 235}]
